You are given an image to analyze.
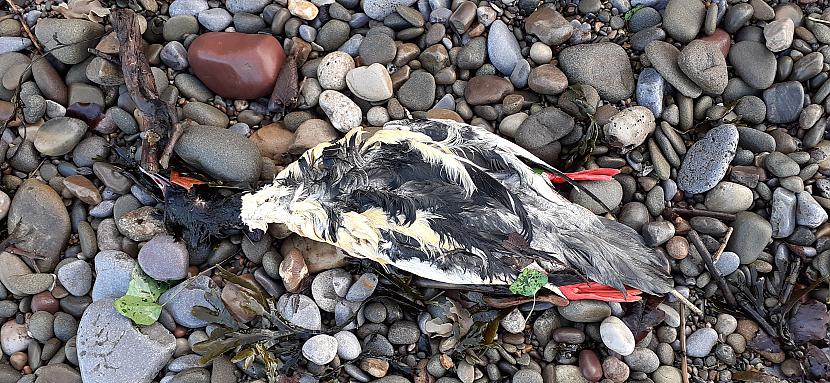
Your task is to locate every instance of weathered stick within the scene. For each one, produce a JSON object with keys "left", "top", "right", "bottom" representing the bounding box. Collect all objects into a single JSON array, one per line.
[
  {"left": 688, "top": 230, "right": 737, "bottom": 306},
  {"left": 669, "top": 207, "right": 737, "bottom": 222},
  {"left": 111, "top": 9, "right": 176, "bottom": 173},
  {"left": 5, "top": 0, "right": 42, "bottom": 54},
  {"left": 679, "top": 304, "right": 689, "bottom": 383}
]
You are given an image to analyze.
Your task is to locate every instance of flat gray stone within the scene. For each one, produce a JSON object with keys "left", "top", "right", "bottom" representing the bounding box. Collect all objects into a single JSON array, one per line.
[
  {"left": 763, "top": 81, "right": 804, "bottom": 123},
  {"left": 770, "top": 187, "right": 797, "bottom": 238},
  {"left": 7, "top": 179, "right": 70, "bottom": 271},
  {"left": 729, "top": 41, "right": 776, "bottom": 90},
  {"left": 158, "top": 275, "right": 218, "bottom": 328},
  {"left": 677, "top": 124, "right": 738, "bottom": 194},
  {"left": 174, "top": 125, "right": 261, "bottom": 183},
  {"left": 662, "top": 0, "right": 706, "bottom": 42},
  {"left": 91, "top": 250, "right": 137, "bottom": 301},
  {"left": 34, "top": 19, "right": 104, "bottom": 65},
  {"left": 77, "top": 299, "right": 175, "bottom": 383},
  {"left": 487, "top": 20, "right": 522, "bottom": 75},
  {"left": 559, "top": 42, "right": 634, "bottom": 102}
]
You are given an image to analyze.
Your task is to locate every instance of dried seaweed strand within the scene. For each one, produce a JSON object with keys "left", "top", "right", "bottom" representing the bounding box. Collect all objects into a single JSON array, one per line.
[{"left": 4, "top": 0, "right": 42, "bottom": 53}]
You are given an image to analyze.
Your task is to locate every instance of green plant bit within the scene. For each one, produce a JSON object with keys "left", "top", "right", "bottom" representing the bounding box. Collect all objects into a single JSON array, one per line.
[{"left": 113, "top": 266, "right": 169, "bottom": 325}]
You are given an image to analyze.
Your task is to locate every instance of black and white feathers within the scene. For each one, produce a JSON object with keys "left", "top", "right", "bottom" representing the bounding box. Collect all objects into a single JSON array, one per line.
[{"left": 241, "top": 119, "right": 673, "bottom": 296}]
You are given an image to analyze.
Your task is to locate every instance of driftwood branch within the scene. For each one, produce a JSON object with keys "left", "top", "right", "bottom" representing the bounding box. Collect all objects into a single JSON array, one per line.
[{"left": 111, "top": 9, "right": 177, "bottom": 173}]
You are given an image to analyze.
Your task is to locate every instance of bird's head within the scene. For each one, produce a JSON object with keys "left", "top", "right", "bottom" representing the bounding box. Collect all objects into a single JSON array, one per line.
[{"left": 240, "top": 179, "right": 294, "bottom": 232}]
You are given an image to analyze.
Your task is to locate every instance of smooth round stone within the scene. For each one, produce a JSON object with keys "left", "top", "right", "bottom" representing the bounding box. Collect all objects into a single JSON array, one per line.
[
  {"left": 524, "top": 5, "right": 573, "bottom": 45},
  {"left": 457, "top": 36, "right": 487, "bottom": 69},
  {"left": 34, "top": 117, "right": 88, "bottom": 156},
  {"left": 465, "top": 75, "right": 514, "bottom": 105},
  {"left": 529, "top": 42, "right": 553, "bottom": 64},
  {"left": 677, "top": 124, "right": 738, "bottom": 194},
  {"left": 173, "top": 125, "right": 261, "bottom": 183},
  {"left": 726, "top": 211, "right": 772, "bottom": 263},
  {"left": 487, "top": 20, "right": 522, "bottom": 75},
  {"left": 362, "top": 0, "right": 417, "bottom": 20},
  {"left": 56, "top": 259, "right": 92, "bottom": 296},
  {"left": 302, "top": 334, "right": 338, "bottom": 365},
  {"left": 388, "top": 321, "right": 420, "bottom": 344},
  {"left": 765, "top": 151, "right": 800, "bottom": 177},
  {"left": 629, "top": 7, "right": 661, "bottom": 32},
  {"left": 528, "top": 64, "right": 568, "bottom": 95},
  {"left": 277, "top": 294, "right": 322, "bottom": 330},
  {"left": 653, "top": 366, "right": 682, "bottom": 383},
  {"left": 181, "top": 101, "right": 229, "bottom": 128},
  {"left": 333, "top": 330, "right": 361, "bottom": 360},
  {"left": 34, "top": 19, "right": 104, "bottom": 65},
  {"left": 764, "top": 18, "right": 794, "bottom": 52},
  {"left": 398, "top": 70, "right": 435, "bottom": 111},
  {"left": 559, "top": 42, "right": 634, "bottom": 102},
  {"left": 160, "top": 41, "right": 189, "bottom": 71},
  {"left": 686, "top": 327, "right": 718, "bottom": 357},
  {"left": 169, "top": 0, "right": 208, "bottom": 16},
  {"left": 624, "top": 347, "right": 659, "bottom": 373},
  {"left": 714, "top": 251, "right": 740, "bottom": 275},
  {"left": 311, "top": 268, "right": 351, "bottom": 312},
  {"left": 571, "top": 180, "right": 623, "bottom": 214},
  {"left": 559, "top": 300, "right": 611, "bottom": 323},
  {"left": 319, "top": 90, "right": 362, "bottom": 132},
  {"left": 359, "top": 33, "right": 397, "bottom": 65},
  {"left": 163, "top": 15, "right": 199, "bottom": 41},
  {"left": 187, "top": 32, "right": 286, "bottom": 99},
  {"left": 0, "top": 320, "right": 31, "bottom": 354},
  {"left": 796, "top": 191, "right": 828, "bottom": 228},
  {"left": 705, "top": 182, "right": 753, "bottom": 213},
  {"left": 763, "top": 81, "right": 804, "bottom": 123},
  {"left": 197, "top": 8, "right": 233, "bottom": 31},
  {"left": 600, "top": 316, "right": 635, "bottom": 356},
  {"left": 636, "top": 68, "right": 665, "bottom": 118},
  {"left": 662, "top": 0, "right": 705, "bottom": 42},
  {"left": 729, "top": 41, "right": 776, "bottom": 90},
  {"left": 138, "top": 235, "right": 189, "bottom": 281},
  {"left": 678, "top": 40, "right": 728, "bottom": 94},
  {"left": 630, "top": 26, "right": 666, "bottom": 52},
  {"left": 317, "top": 51, "right": 355, "bottom": 90},
  {"left": 734, "top": 97, "right": 767, "bottom": 125},
  {"left": 723, "top": 3, "right": 754, "bottom": 33},
  {"left": 316, "top": 20, "right": 351, "bottom": 51},
  {"left": 700, "top": 28, "right": 732, "bottom": 58},
  {"left": 346, "top": 64, "right": 392, "bottom": 101}
]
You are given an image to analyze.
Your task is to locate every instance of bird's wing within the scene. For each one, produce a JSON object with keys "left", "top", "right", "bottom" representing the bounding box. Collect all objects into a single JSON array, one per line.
[
  {"left": 278, "top": 127, "right": 560, "bottom": 285},
  {"left": 381, "top": 119, "right": 674, "bottom": 295}
]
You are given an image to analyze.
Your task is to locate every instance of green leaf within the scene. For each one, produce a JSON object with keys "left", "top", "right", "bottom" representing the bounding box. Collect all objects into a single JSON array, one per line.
[
  {"left": 125, "top": 267, "right": 167, "bottom": 301},
  {"left": 510, "top": 267, "right": 548, "bottom": 297},
  {"left": 113, "top": 267, "right": 169, "bottom": 325},
  {"left": 114, "top": 295, "right": 163, "bottom": 326}
]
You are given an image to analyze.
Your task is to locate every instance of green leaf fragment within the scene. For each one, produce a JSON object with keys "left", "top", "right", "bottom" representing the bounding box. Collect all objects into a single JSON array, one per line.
[
  {"left": 114, "top": 295, "right": 163, "bottom": 326},
  {"left": 510, "top": 267, "right": 548, "bottom": 297},
  {"left": 113, "top": 266, "right": 169, "bottom": 325}
]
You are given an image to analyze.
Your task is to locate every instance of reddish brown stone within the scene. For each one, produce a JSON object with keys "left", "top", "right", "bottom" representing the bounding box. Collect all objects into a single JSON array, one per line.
[
  {"left": 30, "top": 292, "right": 59, "bottom": 314},
  {"left": 464, "top": 75, "right": 514, "bottom": 105},
  {"left": 187, "top": 32, "right": 286, "bottom": 100},
  {"left": 0, "top": 101, "right": 15, "bottom": 122},
  {"left": 579, "top": 350, "right": 603, "bottom": 382},
  {"left": 699, "top": 29, "right": 731, "bottom": 58}
]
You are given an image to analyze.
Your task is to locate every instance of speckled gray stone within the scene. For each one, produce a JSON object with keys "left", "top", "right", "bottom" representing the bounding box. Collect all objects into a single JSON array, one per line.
[{"left": 677, "top": 124, "right": 738, "bottom": 194}]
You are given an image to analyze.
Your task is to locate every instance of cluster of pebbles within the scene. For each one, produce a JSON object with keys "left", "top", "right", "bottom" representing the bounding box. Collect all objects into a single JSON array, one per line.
[{"left": 0, "top": 0, "right": 829, "bottom": 381}]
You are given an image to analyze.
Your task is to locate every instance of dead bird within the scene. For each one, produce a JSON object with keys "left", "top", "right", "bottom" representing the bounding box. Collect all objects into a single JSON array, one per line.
[{"left": 239, "top": 119, "right": 676, "bottom": 302}]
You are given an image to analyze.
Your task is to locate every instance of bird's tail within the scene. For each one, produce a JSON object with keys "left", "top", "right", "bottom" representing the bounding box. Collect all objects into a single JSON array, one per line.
[{"left": 554, "top": 217, "right": 674, "bottom": 297}]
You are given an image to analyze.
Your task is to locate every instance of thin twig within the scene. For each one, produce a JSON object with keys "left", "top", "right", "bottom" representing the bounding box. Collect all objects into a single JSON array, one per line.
[
  {"left": 87, "top": 47, "right": 121, "bottom": 66},
  {"left": 4, "top": 0, "right": 42, "bottom": 54},
  {"left": 688, "top": 230, "right": 737, "bottom": 306},
  {"left": 670, "top": 289, "right": 703, "bottom": 316},
  {"left": 669, "top": 207, "right": 737, "bottom": 222},
  {"left": 679, "top": 304, "right": 689, "bottom": 383},
  {"left": 711, "top": 227, "right": 733, "bottom": 263},
  {"left": 808, "top": 16, "right": 830, "bottom": 25}
]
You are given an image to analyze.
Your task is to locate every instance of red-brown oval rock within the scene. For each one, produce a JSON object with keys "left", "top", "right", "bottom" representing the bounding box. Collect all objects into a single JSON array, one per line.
[
  {"left": 699, "top": 29, "right": 731, "bottom": 58},
  {"left": 187, "top": 32, "right": 286, "bottom": 99},
  {"left": 464, "top": 75, "right": 514, "bottom": 105},
  {"left": 579, "top": 350, "right": 603, "bottom": 382}
]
